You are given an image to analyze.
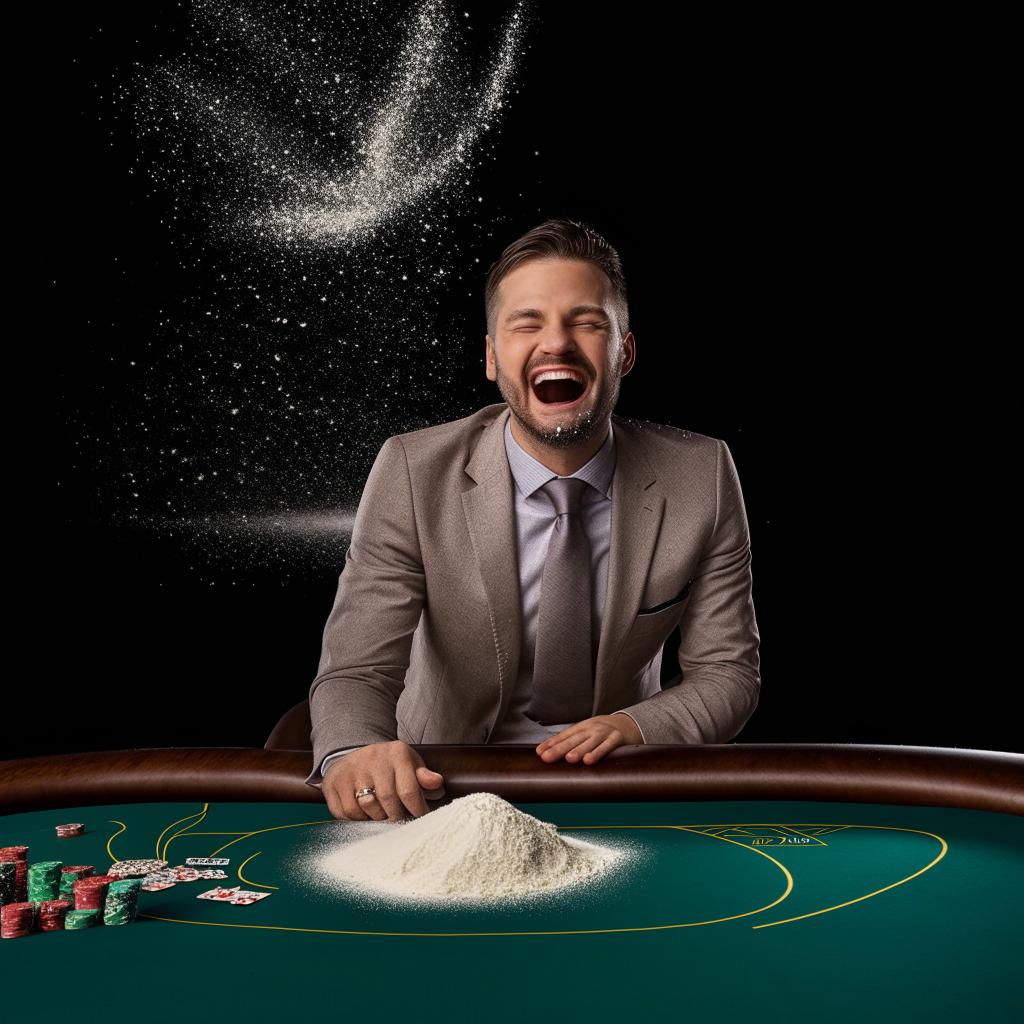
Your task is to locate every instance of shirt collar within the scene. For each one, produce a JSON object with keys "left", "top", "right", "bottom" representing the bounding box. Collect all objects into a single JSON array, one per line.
[{"left": 503, "top": 411, "right": 616, "bottom": 501}]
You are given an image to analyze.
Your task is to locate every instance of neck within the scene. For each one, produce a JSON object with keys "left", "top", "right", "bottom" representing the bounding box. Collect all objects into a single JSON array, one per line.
[{"left": 510, "top": 414, "right": 610, "bottom": 476}]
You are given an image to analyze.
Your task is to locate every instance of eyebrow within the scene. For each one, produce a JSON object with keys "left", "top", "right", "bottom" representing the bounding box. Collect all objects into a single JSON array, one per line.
[{"left": 504, "top": 304, "right": 609, "bottom": 325}]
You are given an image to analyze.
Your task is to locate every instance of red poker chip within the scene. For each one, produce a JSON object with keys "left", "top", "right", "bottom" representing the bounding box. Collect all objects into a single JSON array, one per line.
[
  {"left": 1, "top": 902, "right": 38, "bottom": 939},
  {"left": 73, "top": 876, "right": 114, "bottom": 910},
  {"left": 61, "top": 865, "right": 95, "bottom": 876},
  {"left": 38, "top": 900, "right": 72, "bottom": 931},
  {"left": 0, "top": 847, "right": 29, "bottom": 861}
]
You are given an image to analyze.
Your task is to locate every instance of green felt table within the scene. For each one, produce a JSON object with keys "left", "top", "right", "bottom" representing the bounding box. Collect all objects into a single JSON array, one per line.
[{"left": 1, "top": 746, "right": 1021, "bottom": 1021}]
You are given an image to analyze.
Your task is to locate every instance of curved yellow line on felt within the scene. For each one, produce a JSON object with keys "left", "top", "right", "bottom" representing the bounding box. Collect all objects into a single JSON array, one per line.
[
  {"left": 237, "top": 852, "right": 278, "bottom": 891},
  {"left": 205, "top": 819, "right": 334, "bottom": 857},
  {"left": 106, "top": 820, "right": 128, "bottom": 863},
  {"left": 154, "top": 805, "right": 207, "bottom": 861},
  {"left": 158, "top": 813, "right": 945, "bottom": 935},
  {"left": 169, "top": 821, "right": 796, "bottom": 935},
  {"left": 752, "top": 824, "right": 948, "bottom": 928},
  {"left": 160, "top": 804, "right": 210, "bottom": 862}
]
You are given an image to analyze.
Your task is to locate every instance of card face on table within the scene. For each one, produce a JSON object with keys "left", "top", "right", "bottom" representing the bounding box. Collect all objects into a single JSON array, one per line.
[
  {"left": 197, "top": 886, "right": 241, "bottom": 901},
  {"left": 229, "top": 891, "right": 269, "bottom": 905},
  {"left": 195, "top": 886, "right": 269, "bottom": 905}
]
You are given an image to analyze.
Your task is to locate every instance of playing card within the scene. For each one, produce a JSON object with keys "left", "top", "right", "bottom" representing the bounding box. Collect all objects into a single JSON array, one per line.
[
  {"left": 197, "top": 886, "right": 241, "bottom": 901},
  {"left": 229, "top": 890, "right": 270, "bottom": 905},
  {"left": 198, "top": 869, "right": 228, "bottom": 880}
]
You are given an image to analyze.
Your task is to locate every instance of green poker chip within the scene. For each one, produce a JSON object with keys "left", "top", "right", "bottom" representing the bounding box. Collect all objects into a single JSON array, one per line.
[
  {"left": 64, "top": 909, "right": 100, "bottom": 930},
  {"left": 27, "top": 861, "right": 62, "bottom": 902},
  {"left": 103, "top": 880, "right": 141, "bottom": 925}
]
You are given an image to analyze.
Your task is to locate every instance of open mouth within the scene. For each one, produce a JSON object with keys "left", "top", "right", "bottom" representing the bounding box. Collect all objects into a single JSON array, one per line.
[{"left": 530, "top": 368, "right": 587, "bottom": 408}]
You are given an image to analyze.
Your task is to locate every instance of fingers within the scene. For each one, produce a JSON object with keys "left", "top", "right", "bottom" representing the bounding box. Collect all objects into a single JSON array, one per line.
[
  {"left": 321, "top": 759, "right": 364, "bottom": 821},
  {"left": 537, "top": 727, "right": 586, "bottom": 762},
  {"left": 418, "top": 766, "right": 447, "bottom": 802},
  {"left": 571, "top": 733, "right": 619, "bottom": 764},
  {"left": 394, "top": 761, "right": 430, "bottom": 818},
  {"left": 537, "top": 721, "right": 624, "bottom": 764},
  {"left": 321, "top": 743, "right": 445, "bottom": 821}
]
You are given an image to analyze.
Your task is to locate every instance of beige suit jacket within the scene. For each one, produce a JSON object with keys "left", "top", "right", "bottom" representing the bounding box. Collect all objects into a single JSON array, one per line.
[{"left": 308, "top": 402, "right": 760, "bottom": 774}]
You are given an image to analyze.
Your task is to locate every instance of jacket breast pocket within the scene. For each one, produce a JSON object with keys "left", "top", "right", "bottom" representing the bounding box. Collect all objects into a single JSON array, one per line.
[
  {"left": 636, "top": 578, "right": 694, "bottom": 616},
  {"left": 623, "top": 582, "right": 693, "bottom": 660}
]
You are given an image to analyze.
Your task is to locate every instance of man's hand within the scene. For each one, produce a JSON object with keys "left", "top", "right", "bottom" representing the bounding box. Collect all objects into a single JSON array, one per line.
[
  {"left": 321, "top": 740, "right": 446, "bottom": 821},
  {"left": 535, "top": 713, "right": 643, "bottom": 765}
]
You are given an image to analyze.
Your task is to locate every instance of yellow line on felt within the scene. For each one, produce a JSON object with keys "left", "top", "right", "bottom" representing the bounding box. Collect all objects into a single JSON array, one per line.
[
  {"left": 136, "top": 911, "right": 791, "bottom": 938},
  {"left": 106, "top": 820, "right": 128, "bottom": 863},
  {"left": 237, "top": 852, "right": 278, "bottom": 891},
  {"left": 206, "top": 819, "right": 334, "bottom": 857},
  {"left": 160, "top": 805, "right": 211, "bottom": 862},
  {"left": 168, "top": 821, "right": 797, "bottom": 935},
  {"left": 134, "top": 812, "right": 945, "bottom": 935},
  {"left": 154, "top": 805, "right": 208, "bottom": 861},
  {"left": 752, "top": 825, "right": 949, "bottom": 928}
]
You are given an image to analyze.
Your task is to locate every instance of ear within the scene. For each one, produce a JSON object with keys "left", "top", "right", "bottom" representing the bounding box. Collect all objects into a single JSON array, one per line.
[
  {"left": 619, "top": 332, "right": 636, "bottom": 377},
  {"left": 485, "top": 334, "right": 497, "bottom": 382}
]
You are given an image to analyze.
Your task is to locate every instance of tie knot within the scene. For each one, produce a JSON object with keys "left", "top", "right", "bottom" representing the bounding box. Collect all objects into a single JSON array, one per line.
[{"left": 542, "top": 476, "right": 590, "bottom": 516}]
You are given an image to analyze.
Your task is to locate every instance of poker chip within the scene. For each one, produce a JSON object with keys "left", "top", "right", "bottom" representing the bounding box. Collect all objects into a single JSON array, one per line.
[
  {"left": 108, "top": 858, "right": 168, "bottom": 879},
  {"left": 103, "top": 879, "right": 142, "bottom": 926},
  {"left": 1, "top": 901, "right": 39, "bottom": 939},
  {"left": 38, "top": 899, "right": 73, "bottom": 931},
  {"left": 0, "top": 861, "right": 17, "bottom": 905},
  {"left": 64, "top": 909, "right": 100, "bottom": 930},
  {"left": 0, "top": 848, "right": 30, "bottom": 903},
  {"left": 59, "top": 865, "right": 95, "bottom": 900},
  {"left": 27, "top": 861, "right": 62, "bottom": 902},
  {"left": 55, "top": 823, "right": 85, "bottom": 839},
  {"left": 73, "top": 874, "right": 116, "bottom": 911}
]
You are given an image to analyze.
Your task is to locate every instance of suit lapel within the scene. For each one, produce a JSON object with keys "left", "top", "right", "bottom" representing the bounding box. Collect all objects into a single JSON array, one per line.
[
  {"left": 460, "top": 406, "right": 665, "bottom": 729},
  {"left": 593, "top": 415, "right": 665, "bottom": 714},
  {"left": 461, "top": 407, "right": 523, "bottom": 730}
]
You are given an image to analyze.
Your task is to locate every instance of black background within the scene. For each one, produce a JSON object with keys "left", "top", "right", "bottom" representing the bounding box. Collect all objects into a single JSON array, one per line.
[{"left": 14, "top": 3, "right": 1015, "bottom": 759}]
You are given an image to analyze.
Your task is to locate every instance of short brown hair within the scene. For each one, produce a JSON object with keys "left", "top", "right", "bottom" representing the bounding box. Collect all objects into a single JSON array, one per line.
[{"left": 484, "top": 218, "right": 629, "bottom": 341}]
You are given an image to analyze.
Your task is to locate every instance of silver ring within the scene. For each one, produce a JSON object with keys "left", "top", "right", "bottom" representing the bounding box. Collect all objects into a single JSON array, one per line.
[{"left": 354, "top": 786, "right": 376, "bottom": 799}]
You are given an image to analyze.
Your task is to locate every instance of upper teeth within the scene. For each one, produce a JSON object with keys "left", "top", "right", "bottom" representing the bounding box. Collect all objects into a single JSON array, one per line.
[{"left": 533, "top": 370, "right": 584, "bottom": 385}]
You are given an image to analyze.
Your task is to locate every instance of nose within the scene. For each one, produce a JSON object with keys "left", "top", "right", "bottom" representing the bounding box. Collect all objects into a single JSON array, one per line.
[{"left": 537, "top": 324, "right": 578, "bottom": 353}]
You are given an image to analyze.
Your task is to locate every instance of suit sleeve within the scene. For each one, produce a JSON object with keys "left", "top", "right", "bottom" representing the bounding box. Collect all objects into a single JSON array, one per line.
[
  {"left": 614, "top": 439, "right": 761, "bottom": 744},
  {"left": 305, "top": 436, "right": 426, "bottom": 786}
]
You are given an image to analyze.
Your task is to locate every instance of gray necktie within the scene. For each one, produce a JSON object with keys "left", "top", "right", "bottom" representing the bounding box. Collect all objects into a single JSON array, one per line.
[{"left": 526, "top": 476, "right": 595, "bottom": 725}]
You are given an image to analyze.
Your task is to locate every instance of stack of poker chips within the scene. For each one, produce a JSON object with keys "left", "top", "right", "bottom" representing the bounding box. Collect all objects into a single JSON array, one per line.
[
  {"left": 103, "top": 879, "right": 142, "bottom": 926},
  {"left": 59, "top": 865, "right": 95, "bottom": 901},
  {"left": 55, "top": 823, "right": 85, "bottom": 839},
  {"left": 0, "top": 846, "right": 149, "bottom": 937},
  {"left": 27, "top": 861, "right": 63, "bottom": 902},
  {"left": 0, "top": 846, "right": 30, "bottom": 902},
  {"left": 1, "top": 902, "right": 39, "bottom": 939},
  {"left": 73, "top": 874, "right": 117, "bottom": 912},
  {"left": 38, "top": 899, "right": 73, "bottom": 932}
]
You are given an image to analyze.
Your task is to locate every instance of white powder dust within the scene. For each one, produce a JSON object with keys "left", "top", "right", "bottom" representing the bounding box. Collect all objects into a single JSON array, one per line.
[{"left": 308, "top": 792, "right": 638, "bottom": 908}]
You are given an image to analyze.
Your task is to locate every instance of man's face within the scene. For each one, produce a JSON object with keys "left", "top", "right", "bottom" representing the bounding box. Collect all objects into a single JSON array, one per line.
[{"left": 485, "top": 258, "right": 635, "bottom": 450}]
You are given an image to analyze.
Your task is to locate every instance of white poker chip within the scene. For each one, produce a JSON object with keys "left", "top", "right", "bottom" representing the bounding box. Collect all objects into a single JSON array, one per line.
[{"left": 109, "top": 859, "right": 168, "bottom": 878}]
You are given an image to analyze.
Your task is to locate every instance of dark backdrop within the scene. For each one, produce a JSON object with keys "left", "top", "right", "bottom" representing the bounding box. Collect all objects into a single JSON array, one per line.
[{"left": 13, "top": 3, "right": 1014, "bottom": 758}]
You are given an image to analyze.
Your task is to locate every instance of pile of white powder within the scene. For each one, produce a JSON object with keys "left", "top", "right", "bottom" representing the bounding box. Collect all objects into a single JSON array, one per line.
[{"left": 308, "top": 792, "right": 636, "bottom": 908}]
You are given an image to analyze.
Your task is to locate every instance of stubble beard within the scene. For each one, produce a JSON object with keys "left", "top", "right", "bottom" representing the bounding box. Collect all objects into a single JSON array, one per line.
[{"left": 494, "top": 352, "right": 622, "bottom": 451}]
